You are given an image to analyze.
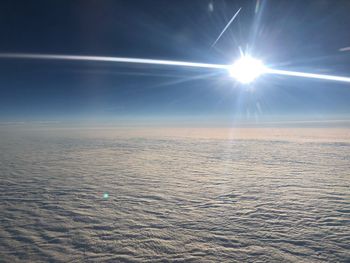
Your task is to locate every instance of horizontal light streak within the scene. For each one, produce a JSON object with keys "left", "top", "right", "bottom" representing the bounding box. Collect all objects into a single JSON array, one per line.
[
  {"left": 339, "top": 46, "right": 350, "bottom": 52},
  {"left": 1, "top": 53, "right": 350, "bottom": 84},
  {"left": 0, "top": 53, "right": 228, "bottom": 69},
  {"left": 266, "top": 68, "right": 350, "bottom": 83}
]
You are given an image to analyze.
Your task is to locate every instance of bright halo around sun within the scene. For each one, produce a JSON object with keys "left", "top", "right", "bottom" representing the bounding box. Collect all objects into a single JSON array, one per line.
[{"left": 229, "top": 56, "right": 266, "bottom": 84}]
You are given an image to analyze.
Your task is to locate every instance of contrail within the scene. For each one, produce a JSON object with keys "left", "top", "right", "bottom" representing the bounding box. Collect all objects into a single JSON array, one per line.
[
  {"left": 211, "top": 8, "right": 242, "bottom": 47},
  {"left": 0, "top": 53, "right": 228, "bottom": 69},
  {"left": 1, "top": 52, "right": 350, "bottom": 83}
]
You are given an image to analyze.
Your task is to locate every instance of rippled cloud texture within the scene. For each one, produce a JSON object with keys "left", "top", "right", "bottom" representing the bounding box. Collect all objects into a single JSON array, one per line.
[{"left": 0, "top": 127, "right": 349, "bottom": 262}]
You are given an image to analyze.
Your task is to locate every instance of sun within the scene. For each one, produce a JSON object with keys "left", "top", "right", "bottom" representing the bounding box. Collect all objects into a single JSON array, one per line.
[{"left": 229, "top": 56, "right": 266, "bottom": 84}]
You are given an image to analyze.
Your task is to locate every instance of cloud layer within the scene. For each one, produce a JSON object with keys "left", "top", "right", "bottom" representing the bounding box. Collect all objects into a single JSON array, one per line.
[{"left": 0, "top": 128, "right": 349, "bottom": 262}]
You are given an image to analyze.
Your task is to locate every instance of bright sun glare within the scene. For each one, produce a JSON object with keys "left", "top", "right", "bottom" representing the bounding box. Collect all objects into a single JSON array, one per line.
[{"left": 229, "top": 56, "right": 266, "bottom": 84}]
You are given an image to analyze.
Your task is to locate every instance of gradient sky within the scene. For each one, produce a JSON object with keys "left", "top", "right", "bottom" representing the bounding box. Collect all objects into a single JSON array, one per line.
[{"left": 0, "top": 0, "right": 350, "bottom": 124}]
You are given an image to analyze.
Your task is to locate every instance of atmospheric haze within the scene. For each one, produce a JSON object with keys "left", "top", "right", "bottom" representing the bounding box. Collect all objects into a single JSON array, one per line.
[{"left": 0, "top": 126, "right": 349, "bottom": 262}]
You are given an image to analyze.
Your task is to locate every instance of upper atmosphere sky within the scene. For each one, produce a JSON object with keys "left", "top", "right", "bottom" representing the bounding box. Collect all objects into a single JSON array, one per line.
[{"left": 0, "top": 0, "right": 350, "bottom": 125}]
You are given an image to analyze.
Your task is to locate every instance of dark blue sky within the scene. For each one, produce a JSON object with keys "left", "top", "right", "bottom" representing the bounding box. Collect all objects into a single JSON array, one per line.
[{"left": 0, "top": 0, "right": 350, "bottom": 124}]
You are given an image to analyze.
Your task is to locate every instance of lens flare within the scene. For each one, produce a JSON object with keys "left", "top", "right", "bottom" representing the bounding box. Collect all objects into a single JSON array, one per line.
[{"left": 229, "top": 56, "right": 266, "bottom": 84}]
